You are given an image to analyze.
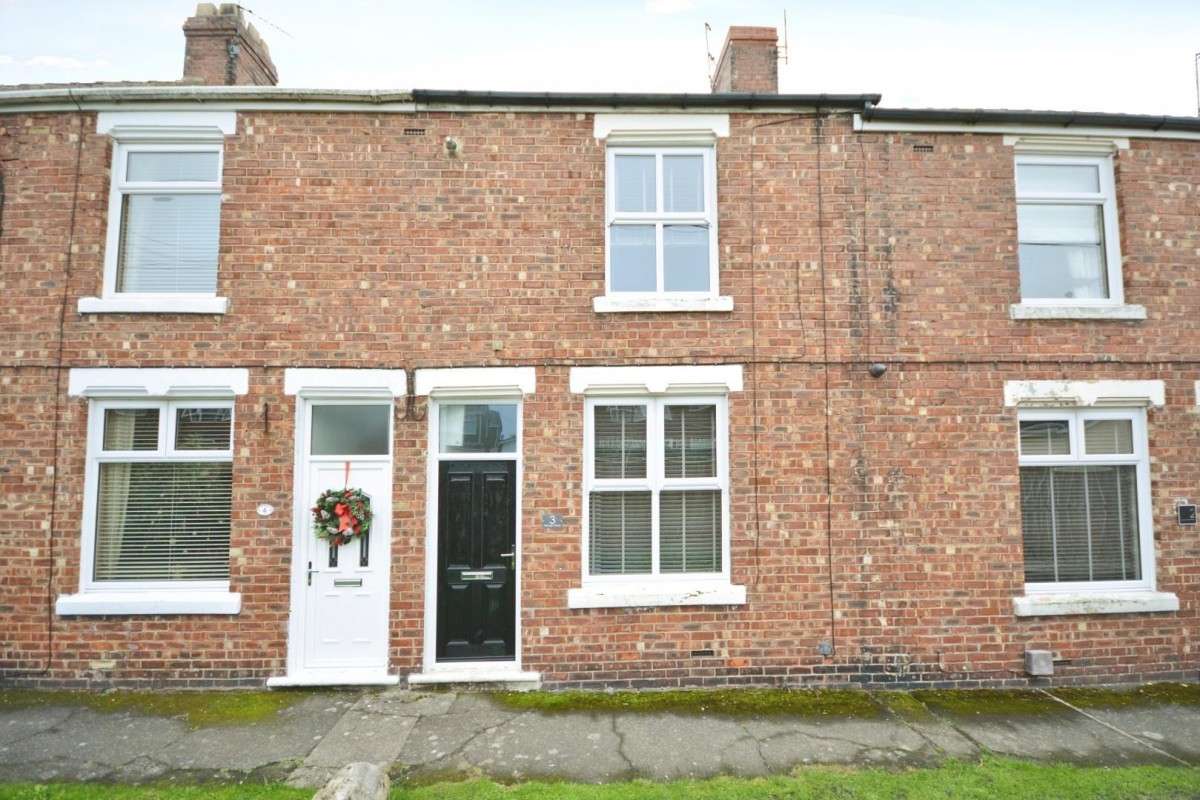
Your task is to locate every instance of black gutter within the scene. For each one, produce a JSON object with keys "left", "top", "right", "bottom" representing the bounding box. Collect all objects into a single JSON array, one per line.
[
  {"left": 412, "top": 89, "right": 882, "bottom": 111},
  {"left": 861, "top": 105, "right": 1200, "bottom": 133}
]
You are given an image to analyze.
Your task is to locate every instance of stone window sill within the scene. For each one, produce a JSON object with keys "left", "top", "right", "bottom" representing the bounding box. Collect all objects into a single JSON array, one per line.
[
  {"left": 79, "top": 296, "right": 229, "bottom": 315},
  {"left": 568, "top": 581, "right": 745, "bottom": 609},
  {"left": 56, "top": 591, "right": 241, "bottom": 616},
  {"left": 1009, "top": 303, "right": 1146, "bottom": 321},
  {"left": 1013, "top": 590, "right": 1178, "bottom": 617}
]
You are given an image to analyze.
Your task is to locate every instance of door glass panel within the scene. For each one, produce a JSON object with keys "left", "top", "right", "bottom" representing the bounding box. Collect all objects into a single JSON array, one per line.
[
  {"left": 439, "top": 404, "right": 517, "bottom": 453},
  {"left": 311, "top": 404, "right": 390, "bottom": 455}
]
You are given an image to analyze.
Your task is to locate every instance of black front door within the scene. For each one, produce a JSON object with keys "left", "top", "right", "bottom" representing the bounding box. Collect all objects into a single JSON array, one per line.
[{"left": 437, "top": 460, "right": 516, "bottom": 661}]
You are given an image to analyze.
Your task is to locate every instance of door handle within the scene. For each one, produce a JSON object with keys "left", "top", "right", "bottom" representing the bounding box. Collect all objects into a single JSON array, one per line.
[
  {"left": 500, "top": 552, "right": 515, "bottom": 558},
  {"left": 307, "top": 561, "right": 319, "bottom": 586}
]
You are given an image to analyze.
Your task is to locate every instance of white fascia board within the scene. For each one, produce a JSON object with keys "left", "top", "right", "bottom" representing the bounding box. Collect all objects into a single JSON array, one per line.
[
  {"left": 414, "top": 367, "right": 536, "bottom": 398},
  {"left": 68, "top": 367, "right": 249, "bottom": 398},
  {"left": 570, "top": 364, "right": 743, "bottom": 395},
  {"left": 854, "top": 115, "right": 1200, "bottom": 143},
  {"left": 283, "top": 368, "right": 407, "bottom": 398},
  {"left": 595, "top": 113, "right": 731, "bottom": 142},
  {"left": 98, "top": 110, "right": 236, "bottom": 138},
  {"left": 1004, "top": 380, "right": 1165, "bottom": 409}
]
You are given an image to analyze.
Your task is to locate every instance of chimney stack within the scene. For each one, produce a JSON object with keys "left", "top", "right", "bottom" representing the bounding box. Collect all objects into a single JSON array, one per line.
[
  {"left": 183, "top": 3, "right": 278, "bottom": 86},
  {"left": 710, "top": 26, "right": 778, "bottom": 94}
]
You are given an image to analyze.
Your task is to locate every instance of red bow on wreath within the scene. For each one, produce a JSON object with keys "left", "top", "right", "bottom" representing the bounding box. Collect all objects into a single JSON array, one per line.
[{"left": 334, "top": 501, "right": 361, "bottom": 534}]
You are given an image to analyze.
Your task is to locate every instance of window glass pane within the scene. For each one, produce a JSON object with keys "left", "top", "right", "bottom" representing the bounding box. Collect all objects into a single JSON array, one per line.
[
  {"left": 1018, "top": 243, "right": 1107, "bottom": 300},
  {"left": 175, "top": 407, "right": 232, "bottom": 451},
  {"left": 589, "top": 491, "right": 651, "bottom": 574},
  {"left": 663, "top": 225, "right": 709, "bottom": 292},
  {"left": 660, "top": 489, "right": 721, "bottom": 573},
  {"left": 103, "top": 408, "right": 159, "bottom": 451},
  {"left": 663, "top": 155, "right": 704, "bottom": 212},
  {"left": 126, "top": 151, "right": 219, "bottom": 182},
  {"left": 116, "top": 194, "right": 220, "bottom": 293},
  {"left": 614, "top": 155, "right": 655, "bottom": 212},
  {"left": 94, "top": 461, "right": 231, "bottom": 581},
  {"left": 439, "top": 404, "right": 517, "bottom": 453},
  {"left": 1019, "top": 420, "right": 1070, "bottom": 456},
  {"left": 610, "top": 225, "right": 657, "bottom": 291},
  {"left": 1021, "top": 465, "right": 1141, "bottom": 583},
  {"left": 664, "top": 404, "right": 716, "bottom": 478},
  {"left": 1018, "top": 204, "right": 1102, "bottom": 245},
  {"left": 311, "top": 404, "right": 390, "bottom": 455},
  {"left": 1017, "top": 163, "right": 1100, "bottom": 194},
  {"left": 1084, "top": 419, "right": 1133, "bottom": 455},
  {"left": 594, "top": 405, "right": 647, "bottom": 479}
]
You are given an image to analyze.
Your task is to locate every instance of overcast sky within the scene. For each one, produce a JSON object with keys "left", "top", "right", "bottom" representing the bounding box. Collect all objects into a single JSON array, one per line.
[{"left": 1, "top": 1, "right": 1198, "bottom": 116}]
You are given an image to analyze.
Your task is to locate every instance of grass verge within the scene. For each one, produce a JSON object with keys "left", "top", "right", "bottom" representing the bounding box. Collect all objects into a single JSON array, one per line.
[{"left": 3, "top": 759, "right": 1198, "bottom": 800}]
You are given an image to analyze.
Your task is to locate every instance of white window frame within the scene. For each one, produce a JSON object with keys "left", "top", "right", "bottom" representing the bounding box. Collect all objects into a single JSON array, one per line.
[
  {"left": 80, "top": 111, "right": 235, "bottom": 315},
  {"left": 1018, "top": 408, "right": 1153, "bottom": 591},
  {"left": 594, "top": 113, "right": 732, "bottom": 313},
  {"left": 1006, "top": 378, "right": 1177, "bottom": 616},
  {"left": 568, "top": 364, "right": 745, "bottom": 608},
  {"left": 1007, "top": 136, "right": 1145, "bottom": 320},
  {"left": 58, "top": 367, "right": 247, "bottom": 615}
]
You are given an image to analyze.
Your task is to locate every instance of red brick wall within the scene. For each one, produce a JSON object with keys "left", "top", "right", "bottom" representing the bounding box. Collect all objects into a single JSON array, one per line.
[{"left": 0, "top": 107, "right": 1196, "bottom": 688}]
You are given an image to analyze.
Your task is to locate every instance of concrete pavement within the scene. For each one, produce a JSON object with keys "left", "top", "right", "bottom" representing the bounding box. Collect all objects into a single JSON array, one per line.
[{"left": 0, "top": 685, "right": 1196, "bottom": 788}]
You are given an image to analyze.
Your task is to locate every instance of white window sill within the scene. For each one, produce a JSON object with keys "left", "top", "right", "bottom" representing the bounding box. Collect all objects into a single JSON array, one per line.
[
  {"left": 78, "top": 296, "right": 229, "bottom": 315},
  {"left": 593, "top": 296, "right": 734, "bottom": 314},
  {"left": 56, "top": 591, "right": 241, "bottom": 616},
  {"left": 568, "top": 581, "right": 746, "bottom": 609},
  {"left": 1013, "top": 591, "right": 1179, "bottom": 617},
  {"left": 1009, "top": 303, "right": 1146, "bottom": 321}
]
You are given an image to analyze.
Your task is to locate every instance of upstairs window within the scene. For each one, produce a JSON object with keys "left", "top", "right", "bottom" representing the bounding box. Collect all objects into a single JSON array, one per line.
[
  {"left": 112, "top": 146, "right": 222, "bottom": 295},
  {"left": 593, "top": 113, "right": 731, "bottom": 313},
  {"left": 607, "top": 147, "right": 717, "bottom": 296},
  {"left": 81, "top": 111, "right": 235, "bottom": 315}
]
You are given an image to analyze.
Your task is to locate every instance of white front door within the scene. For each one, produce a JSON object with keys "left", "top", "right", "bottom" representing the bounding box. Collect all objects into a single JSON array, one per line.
[{"left": 279, "top": 401, "right": 394, "bottom": 685}]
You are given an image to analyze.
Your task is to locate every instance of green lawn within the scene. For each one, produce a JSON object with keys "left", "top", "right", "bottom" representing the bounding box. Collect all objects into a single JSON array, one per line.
[{"left": 1, "top": 759, "right": 1198, "bottom": 800}]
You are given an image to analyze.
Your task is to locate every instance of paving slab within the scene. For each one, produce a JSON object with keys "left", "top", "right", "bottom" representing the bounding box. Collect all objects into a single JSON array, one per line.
[
  {"left": 0, "top": 706, "right": 75, "bottom": 747},
  {"left": 408, "top": 710, "right": 632, "bottom": 783},
  {"left": 1068, "top": 704, "right": 1200, "bottom": 766},
  {"left": 0, "top": 709, "right": 182, "bottom": 777},
  {"left": 614, "top": 714, "right": 768, "bottom": 780},
  {"left": 744, "top": 716, "right": 937, "bottom": 770}
]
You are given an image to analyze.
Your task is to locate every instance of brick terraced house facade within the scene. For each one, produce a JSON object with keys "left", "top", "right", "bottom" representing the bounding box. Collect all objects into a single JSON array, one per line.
[{"left": 1, "top": 6, "right": 1197, "bottom": 690}]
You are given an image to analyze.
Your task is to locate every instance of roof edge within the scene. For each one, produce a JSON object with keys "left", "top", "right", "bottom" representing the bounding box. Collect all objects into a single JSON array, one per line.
[
  {"left": 0, "top": 84, "right": 880, "bottom": 113},
  {"left": 860, "top": 105, "right": 1200, "bottom": 134}
]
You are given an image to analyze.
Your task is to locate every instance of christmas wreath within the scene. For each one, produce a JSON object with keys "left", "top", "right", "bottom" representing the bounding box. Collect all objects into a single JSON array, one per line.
[{"left": 312, "top": 488, "right": 372, "bottom": 546}]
